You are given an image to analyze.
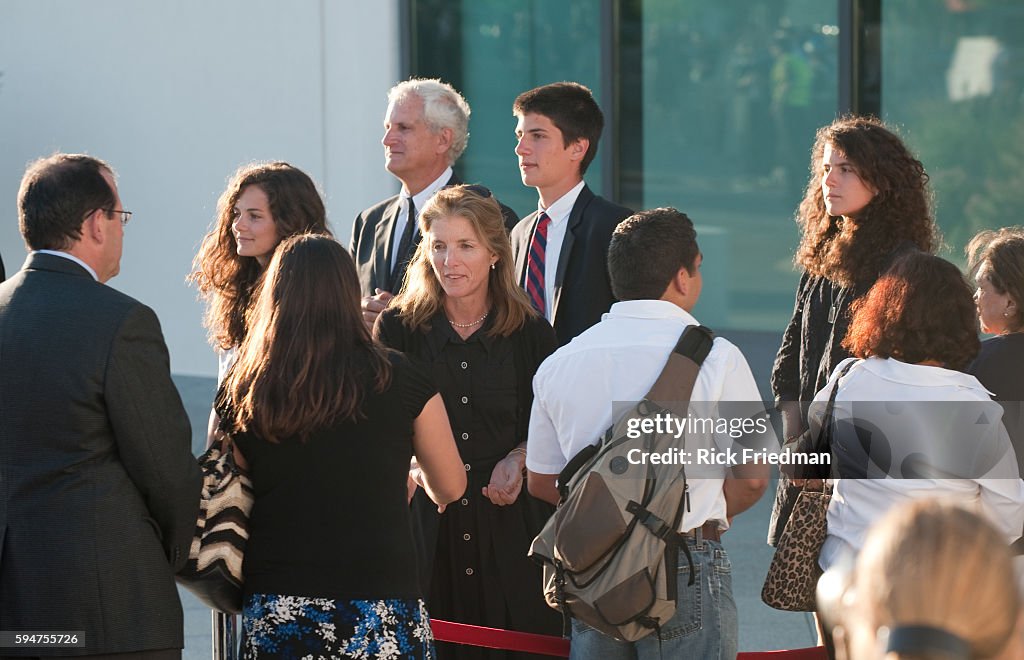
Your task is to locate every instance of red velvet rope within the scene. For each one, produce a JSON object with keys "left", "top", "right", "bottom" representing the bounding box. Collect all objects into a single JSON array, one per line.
[
  {"left": 429, "top": 618, "right": 827, "bottom": 659},
  {"left": 430, "top": 619, "right": 570, "bottom": 657}
]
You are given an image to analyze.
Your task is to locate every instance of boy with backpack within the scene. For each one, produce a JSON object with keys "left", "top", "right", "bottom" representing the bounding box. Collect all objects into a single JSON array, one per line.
[{"left": 525, "top": 208, "right": 770, "bottom": 659}]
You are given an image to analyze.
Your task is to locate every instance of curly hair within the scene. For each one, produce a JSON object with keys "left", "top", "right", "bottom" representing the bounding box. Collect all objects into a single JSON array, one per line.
[
  {"left": 796, "top": 115, "right": 937, "bottom": 287},
  {"left": 190, "top": 162, "right": 332, "bottom": 349},
  {"left": 843, "top": 251, "right": 979, "bottom": 370},
  {"left": 387, "top": 185, "right": 537, "bottom": 337},
  {"left": 966, "top": 226, "right": 1024, "bottom": 333}
]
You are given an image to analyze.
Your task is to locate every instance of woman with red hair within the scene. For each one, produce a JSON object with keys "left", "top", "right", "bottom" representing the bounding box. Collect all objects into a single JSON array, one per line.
[{"left": 813, "top": 251, "right": 1024, "bottom": 572}]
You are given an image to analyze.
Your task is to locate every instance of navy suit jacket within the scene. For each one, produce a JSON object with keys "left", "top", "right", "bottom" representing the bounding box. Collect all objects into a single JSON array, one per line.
[
  {"left": 0, "top": 253, "right": 202, "bottom": 655},
  {"left": 511, "top": 185, "right": 632, "bottom": 346},
  {"left": 350, "top": 173, "right": 519, "bottom": 297}
]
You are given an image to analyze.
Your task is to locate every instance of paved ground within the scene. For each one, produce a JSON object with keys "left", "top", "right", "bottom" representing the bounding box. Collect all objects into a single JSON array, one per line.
[{"left": 173, "top": 327, "right": 820, "bottom": 658}]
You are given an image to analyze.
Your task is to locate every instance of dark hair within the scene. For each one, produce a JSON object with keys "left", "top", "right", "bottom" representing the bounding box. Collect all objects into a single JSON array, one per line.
[
  {"left": 513, "top": 82, "right": 604, "bottom": 175},
  {"left": 844, "top": 251, "right": 979, "bottom": 370},
  {"left": 608, "top": 208, "right": 700, "bottom": 301},
  {"left": 17, "top": 153, "right": 116, "bottom": 250},
  {"left": 190, "top": 161, "right": 333, "bottom": 349},
  {"left": 222, "top": 234, "right": 392, "bottom": 442},
  {"left": 966, "top": 227, "right": 1024, "bottom": 333},
  {"left": 389, "top": 185, "right": 537, "bottom": 336},
  {"left": 796, "top": 115, "right": 937, "bottom": 287}
]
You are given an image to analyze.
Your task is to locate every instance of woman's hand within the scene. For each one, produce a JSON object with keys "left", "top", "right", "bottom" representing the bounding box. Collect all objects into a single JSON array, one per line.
[{"left": 482, "top": 454, "right": 524, "bottom": 506}]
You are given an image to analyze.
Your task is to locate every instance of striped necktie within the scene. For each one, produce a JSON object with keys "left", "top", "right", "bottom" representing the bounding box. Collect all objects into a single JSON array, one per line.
[{"left": 526, "top": 212, "right": 551, "bottom": 315}]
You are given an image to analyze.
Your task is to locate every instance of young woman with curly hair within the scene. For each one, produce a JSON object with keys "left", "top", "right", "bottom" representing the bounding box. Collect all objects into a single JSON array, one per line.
[
  {"left": 190, "top": 161, "right": 333, "bottom": 383},
  {"left": 768, "top": 116, "right": 939, "bottom": 545}
]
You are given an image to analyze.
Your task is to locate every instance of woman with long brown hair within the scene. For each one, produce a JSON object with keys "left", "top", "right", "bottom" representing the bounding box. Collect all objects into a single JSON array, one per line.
[
  {"left": 191, "top": 161, "right": 333, "bottom": 382},
  {"left": 768, "top": 116, "right": 939, "bottom": 544},
  {"left": 220, "top": 234, "right": 466, "bottom": 659},
  {"left": 375, "top": 185, "right": 560, "bottom": 659}
]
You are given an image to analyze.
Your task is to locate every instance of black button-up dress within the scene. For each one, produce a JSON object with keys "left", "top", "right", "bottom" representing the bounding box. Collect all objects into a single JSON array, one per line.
[{"left": 377, "top": 308, "right": 561, "bottom": 659}]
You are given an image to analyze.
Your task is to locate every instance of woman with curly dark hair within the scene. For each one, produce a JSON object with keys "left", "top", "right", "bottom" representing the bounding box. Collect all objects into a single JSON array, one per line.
[
  {"left": 768, "top": 116, "right": 939, "bottom": 544},
  {"left": 190, "top": 161, "right": 333, "bottom": 383},
  {"left": 814, "top": 251, "right": 1023, "bottom": 575}
]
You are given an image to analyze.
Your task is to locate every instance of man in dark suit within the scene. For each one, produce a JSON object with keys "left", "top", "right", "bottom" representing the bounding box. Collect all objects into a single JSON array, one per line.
[
  {"left": 0, "top": 154, "right": 202, "bottom": 659},
  {"left": 511, "top": 82, "right": 633, "bottom": 346},
  {"left": 351, "top": 78, "right": 517, "bottom": 330}
]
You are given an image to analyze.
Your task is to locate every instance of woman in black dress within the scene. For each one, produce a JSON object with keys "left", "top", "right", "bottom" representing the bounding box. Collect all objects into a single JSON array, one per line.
[
  {"left": 220, "top": 234, "right": 467, "bottom": 659},
  {"left": 375, "top": 185, "right": 560, "bottom": 659},
  {"left": 768, "top": 116, "right": 938, "bottom": 544}
]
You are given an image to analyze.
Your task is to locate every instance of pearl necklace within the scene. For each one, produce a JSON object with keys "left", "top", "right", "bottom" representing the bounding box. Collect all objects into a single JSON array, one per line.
[{"left": 449, "top": 311, "right": 489, "bottom": 328}]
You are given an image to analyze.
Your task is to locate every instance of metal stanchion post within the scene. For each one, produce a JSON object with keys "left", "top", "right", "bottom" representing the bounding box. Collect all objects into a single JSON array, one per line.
[{"left": 212, "top": 611, "right": 238, "bottom": 660}]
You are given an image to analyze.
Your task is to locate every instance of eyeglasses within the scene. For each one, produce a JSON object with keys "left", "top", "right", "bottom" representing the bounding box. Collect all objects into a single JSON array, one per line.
[
  {"left": 443, "top": 183, "right": 493, "bottom": 199},
  {"left": 104, "top": 209, "right": 133, "bottom": 226}
]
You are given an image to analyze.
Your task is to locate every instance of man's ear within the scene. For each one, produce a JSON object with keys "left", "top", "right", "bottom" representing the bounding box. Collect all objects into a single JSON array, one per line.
[
  {"left": 436, "top": 127, "right": 454, "bottom": 154},
  {"left": 569, "top": 137, "right": 589, "bottom": 163},
  {"left": 83, "top": 209, "right": 106, "bottom": 244}
]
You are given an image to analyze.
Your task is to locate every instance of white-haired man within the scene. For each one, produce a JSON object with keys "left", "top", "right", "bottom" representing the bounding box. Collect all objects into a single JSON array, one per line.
[{"left": 351, "top": 78, "right": 518, "bottom": 329}]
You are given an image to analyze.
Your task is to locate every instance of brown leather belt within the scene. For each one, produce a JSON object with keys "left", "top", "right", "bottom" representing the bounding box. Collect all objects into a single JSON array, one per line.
[{"left": 682, "top": 521, "right": 721, "bottom": 543}]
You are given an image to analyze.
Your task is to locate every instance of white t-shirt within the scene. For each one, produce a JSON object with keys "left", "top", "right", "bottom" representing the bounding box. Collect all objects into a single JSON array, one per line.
[{"left": 526, "top": 299, "right": 769, "bottom": 532}]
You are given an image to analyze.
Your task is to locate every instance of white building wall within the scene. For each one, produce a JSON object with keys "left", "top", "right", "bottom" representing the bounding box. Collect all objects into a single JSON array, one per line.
[{"left": 0, "top": 0, "right": 401, "bottom": 376}]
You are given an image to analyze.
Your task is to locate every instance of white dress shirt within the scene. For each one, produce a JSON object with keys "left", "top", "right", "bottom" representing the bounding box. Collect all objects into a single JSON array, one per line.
[
  {"left": 390, "top": 166, "right": 453, "bottom": 270},
  {"left": 36, "top": 249, "right": 98, "bottom": 281},
  {"left": 533, "top": 180, "right": 585, "bottom": 321},
  {"left": 526, "top": 299, "right": 768, "bottom": 531},
  {"left": 818, "top": 356, "right": 1024, "bottom": 570}
]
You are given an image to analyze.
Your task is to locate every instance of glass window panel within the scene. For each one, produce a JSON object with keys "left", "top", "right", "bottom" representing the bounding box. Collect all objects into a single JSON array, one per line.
[
  {"left": 622, "top": 1, "right": 839, "bottom": 331},
  {"left": 412, "top": 0, "right": 603, "bottom": 217},
  {"left": 881, "top": 1, "right": 1024, "bottom": 267}
]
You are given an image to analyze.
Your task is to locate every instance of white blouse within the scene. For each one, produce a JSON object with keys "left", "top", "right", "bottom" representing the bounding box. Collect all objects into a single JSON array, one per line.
[{"left": 816, "top": 357, "right": 1024, "bottom": 570}]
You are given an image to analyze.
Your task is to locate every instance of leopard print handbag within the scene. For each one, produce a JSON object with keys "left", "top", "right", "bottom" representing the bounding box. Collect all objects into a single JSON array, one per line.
[
  {"left": 761, "top": 360, "right": 857, "bottom": 612},
  {"left": 760, "top": 482, "right": 832, "bottom": 611}
]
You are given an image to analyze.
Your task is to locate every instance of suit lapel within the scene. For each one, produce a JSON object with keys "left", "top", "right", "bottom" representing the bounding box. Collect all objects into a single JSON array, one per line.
[
  {"left": 550, "top": 185, "right": 594, "bottom": 325},
  {"left": 514, "top": 211, "right": 539, "bottom": 287},
  {"left": 374, "top": 198, "right": 402, "bottom": 292}
]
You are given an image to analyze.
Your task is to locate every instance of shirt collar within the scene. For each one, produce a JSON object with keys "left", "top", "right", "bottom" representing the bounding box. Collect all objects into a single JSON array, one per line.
[
  {"left": 424, "top": 308, "right": 497, "bottom": 357},
  {"left": 859, "top": 356, "right": 988, "bottom": 390},
  {"left": 605, "top": 299, "right": 698, "bottom": 326},
  {"left": 404, "top": 166, "right": 453, "bottom": 210},
  {"left": 538, "top": 180, "right": 586, "bottom": 225},
  {"left": 34, "top": 249, "right": 99, "bottom": 281}
]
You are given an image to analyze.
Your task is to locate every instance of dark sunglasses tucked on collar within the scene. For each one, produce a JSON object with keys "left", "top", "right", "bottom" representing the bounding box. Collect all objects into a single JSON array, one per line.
[{"left": 442, "top": 183, "right": 492, "bottom": 199}]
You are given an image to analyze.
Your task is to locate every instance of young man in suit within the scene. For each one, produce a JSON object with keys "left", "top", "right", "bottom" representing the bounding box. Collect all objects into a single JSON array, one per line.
[
  {"left": 511, "top": 82, "right": 633, "bottom": 346},
  {"left": 351, "top": 78, "right": 517, "bottom": 330},
  {"left": 0, "top": 154, "right": 202, "bottom": 659}
]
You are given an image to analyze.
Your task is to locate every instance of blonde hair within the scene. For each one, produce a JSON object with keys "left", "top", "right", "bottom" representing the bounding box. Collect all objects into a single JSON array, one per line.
[
  {"left": 844, "top": 499, "right": 1019, "bottom": 659},
  {"left": 388, "top": 185, "right": 536, "bottom": 337}
]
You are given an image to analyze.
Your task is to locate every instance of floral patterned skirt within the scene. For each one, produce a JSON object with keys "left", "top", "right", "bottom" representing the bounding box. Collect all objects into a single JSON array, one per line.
[{"left": 243, "top": 593, "right": 435, "bottom": 660}]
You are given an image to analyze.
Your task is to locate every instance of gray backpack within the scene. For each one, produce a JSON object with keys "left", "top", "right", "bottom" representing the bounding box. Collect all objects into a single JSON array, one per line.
[{"left": 528, "top": 325, "right": 714, "bottom": 642}]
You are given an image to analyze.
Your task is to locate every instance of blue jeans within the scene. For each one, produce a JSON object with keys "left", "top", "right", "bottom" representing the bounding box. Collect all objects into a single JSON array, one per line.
[{"left": 569, "top": 538, "right": 737, "bottom": 660}]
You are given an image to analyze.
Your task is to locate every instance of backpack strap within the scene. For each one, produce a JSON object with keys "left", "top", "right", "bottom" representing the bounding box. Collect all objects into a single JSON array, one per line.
[
  {"left": 556, "top": 324, "right": 715, "bottom": 499},
  {"left": 645, "top": 324, "right": 714, "bottom": 416}
]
